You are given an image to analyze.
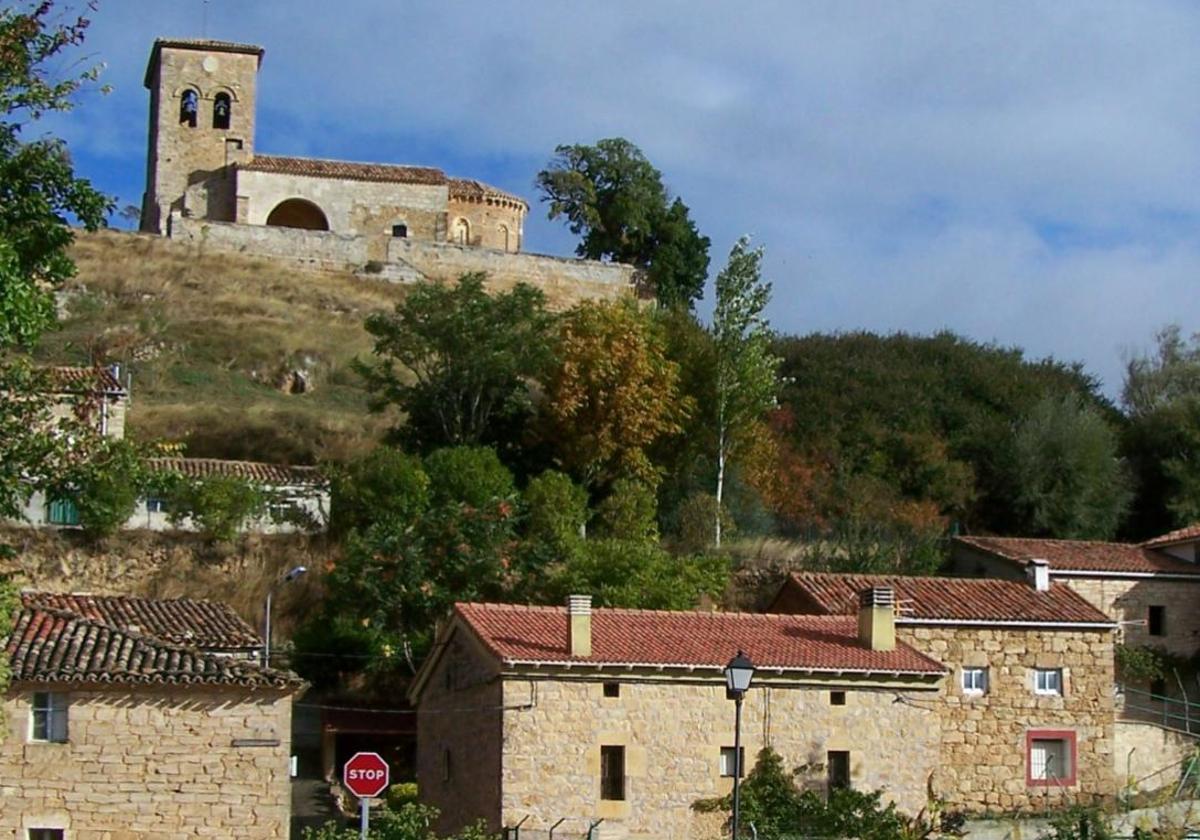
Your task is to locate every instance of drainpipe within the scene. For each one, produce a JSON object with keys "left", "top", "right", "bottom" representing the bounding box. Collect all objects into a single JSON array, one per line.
[{"left": 547, "top": 817, "right": 566, "bottom": 840}]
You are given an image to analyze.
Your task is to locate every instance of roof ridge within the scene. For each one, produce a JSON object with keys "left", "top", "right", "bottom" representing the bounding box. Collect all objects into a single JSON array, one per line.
[
  {"left": 251, "top": 153, "right": 443, "bottom": 172},
  {"left": 457, "top": 601, "right": 855, "bottom": 622}
]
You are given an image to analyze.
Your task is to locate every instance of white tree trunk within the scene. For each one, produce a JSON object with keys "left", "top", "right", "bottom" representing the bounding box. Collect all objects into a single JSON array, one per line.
[{"left": 715, "top": 427, "right": 725, "bottom": 549}]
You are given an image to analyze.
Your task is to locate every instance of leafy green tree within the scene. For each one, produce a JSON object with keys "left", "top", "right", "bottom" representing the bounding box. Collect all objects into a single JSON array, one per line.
[
  {"left": 593, "top": 477, "right": 659, "bottom": 541},
  {"left": 712, "top": 237, "right": 780, "bottom": 546},
  {"left": 1009, "top": 394, "right": 1132, "bottom": 539},
  {"left": 424, "top": 445, "right": 516, "bottom": 510},
  {"left": 329, "top": 447, "right": 430, "bottom": 539},
  {"left": 47, "top": 436, "right": 148, "bottom": 538},
  {"left": 536, "top": 137, "right": 710, "bottom": 308},
  {"left": 546, "top": 539, "right": 729, "bottom": 610},
  {"left": 165, "top": 474, "right": 269, "bottom": 542},
  {"left": 542, "top": 299, "right": 690, "bottom": 487},
  {"left": 1122, "top": 325, "right": 1200, "bottom": 535},
  {"left": 357, "top": 274, "right": 555, "bottom": 452},
  {"left": 523, "top": 469, "right": 588, "bottom": 548}
]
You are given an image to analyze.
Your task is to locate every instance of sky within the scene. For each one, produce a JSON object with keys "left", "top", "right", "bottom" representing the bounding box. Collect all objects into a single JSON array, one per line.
[{"left": 34, "top": 0, "right": 1200, "bottom": 399}]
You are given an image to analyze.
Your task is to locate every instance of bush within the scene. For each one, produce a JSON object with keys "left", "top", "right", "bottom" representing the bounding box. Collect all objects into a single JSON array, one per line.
[
  {"left": 548, "top": 539, "right": 729, "bottom": 610},
  {"left": 55, "top": 438, "right": 148, "bottom": 538},
  {"left": 302, "top": 801, "right": 495, "bottom": 840},
  {"left": 523, "top": 470, "right": 587, "bottom": 547},
  {"left": 165, "top": 473, "right": 267, "bottom": 541},
  {"left": 593, "top": 477, "right": 658, "bottom": 540},
  {"left": 674, "top": 491, "right": 735, "bottom": 553}
]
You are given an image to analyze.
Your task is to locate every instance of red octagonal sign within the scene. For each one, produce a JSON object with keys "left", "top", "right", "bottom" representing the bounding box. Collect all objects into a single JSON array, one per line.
[{"left": 344, "top": 751, "right": 390, "bottom": 799}]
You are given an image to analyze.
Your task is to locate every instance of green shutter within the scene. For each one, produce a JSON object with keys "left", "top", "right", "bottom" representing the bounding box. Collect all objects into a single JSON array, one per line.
[{"left": 47, "top": 498, "right": 80, "bottom": 526}]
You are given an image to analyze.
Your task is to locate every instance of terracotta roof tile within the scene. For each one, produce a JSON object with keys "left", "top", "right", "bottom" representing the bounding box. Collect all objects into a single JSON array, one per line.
[
  {"left": 448, "top": 177, "right": 528, "bottom": 208},
  {"left": 955, "top": 535, "right": 1200, "bottom": 576},
  {"left": 46, "top": 366, "right": 125, "bottom": 395},
  {"left": 20, "top": 592, "right": 260, "bottom": 651},
  {"left": 146, "top": 457, "right": 322, "bottom": 487},
  {"left": 778, "top": 572, "right": 1111, "bottom": 624},
  {"left": 241, "top": 155, "right": 446, "bottom": 186},
  {"left": 5, "top": 604, "right": 299, "bottom": 690},
  {"left": 1143, "top": 524, "right": 1200, "bottom": 548},
  {"left": 455, "top": 602, "right": 945, "bottom": 675}
]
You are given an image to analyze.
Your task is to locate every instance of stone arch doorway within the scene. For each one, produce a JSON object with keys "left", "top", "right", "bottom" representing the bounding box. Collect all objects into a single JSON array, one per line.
[{"left": 266, "top": 198, "right": 329, "bottom": 231}]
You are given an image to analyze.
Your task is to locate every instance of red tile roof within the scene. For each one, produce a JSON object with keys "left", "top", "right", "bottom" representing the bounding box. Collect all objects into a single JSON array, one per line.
[
  {"left": 448, "top": 178, "right": 528, "bottom": 209},
  {"left": 955, "top": 535, "right": 1200, "bottom": 576},
  {"left": 5, "top": 604, "right": 299, "bottom": 689},
  {"left": 777, "top": 573, "right": 1112, "bottom": 625},
  {"left": 1143, "top": 524, "right": 1200, "bottom": 548},
  {"left": 146, "top": 457, "right": 322, "bottom": 487},
  {"left": 21, "top": 592, "right": 260, "bottom": 651},
  {"left": 454, "top": 602, "right": 946, "bottom": 675},
  {"left": 241, "top": 155, "right": 446, "bottom": 186},
  {"left": 47, "top": 366, "right": 125, "bottom": 395}
]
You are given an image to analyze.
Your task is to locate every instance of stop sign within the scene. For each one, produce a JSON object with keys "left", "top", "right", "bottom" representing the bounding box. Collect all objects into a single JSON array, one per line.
[{"left": 344, "top": 751, "right": 390, "bottom": 799}]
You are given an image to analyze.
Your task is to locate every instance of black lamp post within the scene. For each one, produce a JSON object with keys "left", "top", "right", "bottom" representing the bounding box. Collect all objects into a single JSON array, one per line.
[
  {"left": 263, "top": 565, "right": 307, "bottom": 668},
  {"left": 724, "top": 649, "right": 755, "bottom": 840}
]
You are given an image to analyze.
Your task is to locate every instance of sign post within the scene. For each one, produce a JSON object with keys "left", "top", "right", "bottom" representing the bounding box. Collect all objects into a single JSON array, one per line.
[{"left": 344, "top": 751, "right": 390, "bottom": 840}]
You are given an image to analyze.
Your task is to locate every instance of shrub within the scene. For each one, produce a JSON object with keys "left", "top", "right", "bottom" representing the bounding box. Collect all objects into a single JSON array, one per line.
[
  {"left": 329, "top": 447, "right": 430, "bottom": 539},
  {"left": 523, "top": 469, "right": 587, "bottom": 547},
  {"left": 593, "top": 477, "right": 658, "bottom": 541},
  {"left": 166, "top": 473, "right": 267, "bottom": 541},
  {"left": 47, "top": 437, "right": 148, "bottom": 539},
  {"left": 424, "top": 446, "right": 515, "bottom": 509}
]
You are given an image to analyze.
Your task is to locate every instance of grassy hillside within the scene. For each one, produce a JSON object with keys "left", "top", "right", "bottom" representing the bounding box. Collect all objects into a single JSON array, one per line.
[{"left": 36, "top": 230, "right": 409, "bottom": 463}]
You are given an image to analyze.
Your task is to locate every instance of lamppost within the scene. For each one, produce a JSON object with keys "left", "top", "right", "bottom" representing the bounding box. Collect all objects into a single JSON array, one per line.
[
  {"left": 725, "top": 649, "right": 756, "bottom": 840},
  {"left": 263, "top": 565, "right": 307, "bottom": 668}
]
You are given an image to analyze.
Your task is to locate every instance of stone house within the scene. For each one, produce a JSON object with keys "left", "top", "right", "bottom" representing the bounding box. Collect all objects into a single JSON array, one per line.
[
  {"left": 771, "top": 572, "right": 1120, "bottom": 812},
  {"left": 140, "top": 39, "right": 527, "bottom": 253},
  {"left": 410, "top": 595, "right": 946, "bottom": 840},
  {"left": 45, "top": 366, "right": 129, "bottom": 440},
  {"left": 1, "top": 591, "right": 303, "bottom": 838}
]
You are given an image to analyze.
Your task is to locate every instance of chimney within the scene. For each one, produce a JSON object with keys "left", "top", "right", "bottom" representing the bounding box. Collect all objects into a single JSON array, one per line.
[
  {"left": 567, "top": 594, "right": 592, "bottom": 657},
  {"left": 857, "top": 587, "right": 895, "bottom": 652},
  {"left": 1027, "top": 558, "right": 1050, "bottom": 592}
]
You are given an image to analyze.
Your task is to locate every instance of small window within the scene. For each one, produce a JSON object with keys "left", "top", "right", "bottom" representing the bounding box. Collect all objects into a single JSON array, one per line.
[
  {"left": 146, "top": 497, "right": 170, "bottom": 514},
  {"left": 441, "top": 748, "right": 452, "bottom": 782},
  {"left": 600, "top": 745, "right": 625, "bottom": 801},
  {"left": 46, "top": 497, "right": 79, "bottom": 526},
  {"left": 827, "top": 750, "right": 850, "bottom": 794},
  {"left": 1027, "top": 733, "right": 1076, "bottom": 786},
  {"left": 1034, "top": 668, "right": 1063, "bottom": 696},
  {"left": 212, "top": 92, "right": 232, "bottom": 129},
  {"left": 180, "top": 89, "right": 199, "bottom": 127},
  {"left": 962, "top": 667, "right": 988, "bottom": 695},
  {"left": 28, "top": 830, "right": 65, "bottom": 840},
  {"left": 31, "top": 692, "right": 68, "bottom": 743},
  {"left": 1151, "top": 678, "right": 1168, "bottom": 698},
  {"left": 1149, "top": 605, "right": 1166, "bottom": 637},
  {"left": 719, "top": 746, "right": 745, "bottom": 778},
  {"left": 603, "top": 682, "right": 620, "bottom": 698},
  {"left": 453, "top": 218, "right": 470, "bottom": 245},
  {"left": 830, "top": 691, "right": 846, "bottom": 706},
  {"left": 392, "top": 223, "right": 408, "bottom": 238}
]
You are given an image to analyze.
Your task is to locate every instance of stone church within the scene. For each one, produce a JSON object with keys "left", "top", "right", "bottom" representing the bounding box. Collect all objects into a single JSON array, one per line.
[{"left": 139, "top": 38, "right": 527, "bottom": 252}]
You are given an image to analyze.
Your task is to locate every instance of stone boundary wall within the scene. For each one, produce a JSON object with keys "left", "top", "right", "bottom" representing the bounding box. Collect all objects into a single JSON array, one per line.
[{"left": 168, "top": 216, "right": 638, "bottom": 303}]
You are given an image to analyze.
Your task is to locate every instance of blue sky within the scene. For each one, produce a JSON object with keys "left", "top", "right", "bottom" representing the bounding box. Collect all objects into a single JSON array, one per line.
[{"left": 38, "top": 0, "right": 1200, "bottom": 399}]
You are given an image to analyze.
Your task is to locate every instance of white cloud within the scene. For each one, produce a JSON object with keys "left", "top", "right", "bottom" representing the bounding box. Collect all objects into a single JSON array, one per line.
[{"left": 42, "top": 0, "right": 1200, "bottom": 398}]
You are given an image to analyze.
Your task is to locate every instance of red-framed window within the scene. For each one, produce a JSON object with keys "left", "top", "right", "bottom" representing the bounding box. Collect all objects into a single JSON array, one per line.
[{"left": 1026, "top": 729, "right": 1077, "bottom": 787}]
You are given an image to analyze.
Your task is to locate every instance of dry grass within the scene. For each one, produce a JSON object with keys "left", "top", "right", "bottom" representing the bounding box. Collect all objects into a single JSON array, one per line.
[{"left": 37, "top": 230, "right": 413, "bottom": 462}]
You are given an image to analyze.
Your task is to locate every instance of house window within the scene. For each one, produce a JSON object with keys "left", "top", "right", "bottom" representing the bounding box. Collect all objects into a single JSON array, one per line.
[
  {"left": 600, "top": 745, "right": 625, "bottom": 800},
  {"left": 1149, "top": 605, "right": 1166, "bottom": 637},
  {"left": 603, "top": 682, "right": 620, "bottom": 698},
  {"left": 212, "top": 92, "right": 232, "bottom": 129},
  {"left": 1027, "top": 730, "right": 1077, "bottom": 786},
  {"left": 30, "top": 692, "right": 68, "bottom": 743},
  {"left": 1034, "top": 668, "right": 1063, "bottom": 696},
  {"left": 180, "top": 89, "right": 198, "bottom": 127},
  {"left": 392, "top": 223, "right": 408, "bottom": 238},
  {"left": 453, "top": 218, "right": 470, "bottom": 245},
  {"left": 827, "top": 750, "right": 850, "bottom": 793},
  {"left": 1151, "top": 678, "right": 1168, "bottom": 698},
  {"left": 46, "top": 497, "right": 79, "bottom": 526},
  {"left": 962, "top": 667, "right": 988, "bottom": 695},
  {"left": 719, "top": 746, "right": 745, "bottom": 778},
  {"left": 28, "top": 830, "right": 65, "bottom": 840},
  {"left": 146, "top": 496, "right": 170, "bottom": 514},
  {"left": 830, "top": 691, "right": 846, "bottom": 706}
]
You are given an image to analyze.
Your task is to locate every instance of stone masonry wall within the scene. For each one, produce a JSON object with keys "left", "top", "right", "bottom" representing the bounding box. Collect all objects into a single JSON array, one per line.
[
  {"left": 417, "top": 630, "right": 504, "bottom": 837},
  {"left": 172, "top": 215, "right": 369, "bottom": 271},
  {"left": 447, "top": 198, "right": 526, "bottom": 252},
  {"left": 896, "top": 625, "right": 1116, "bottom": 813},
  {"left": 497, "top": 675, "right": 940, "bottom": 840},
  {"left": 1062, "top": 578, "right": 1200, "bottom": 658},
  {"left": 0, "top": 683, "right": 293, "bottom": 838}
]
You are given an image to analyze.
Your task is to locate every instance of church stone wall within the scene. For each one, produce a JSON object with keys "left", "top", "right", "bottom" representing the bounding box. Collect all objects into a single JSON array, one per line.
[{"left": 448, "top": 198, "right": 526, "bottom": 252}]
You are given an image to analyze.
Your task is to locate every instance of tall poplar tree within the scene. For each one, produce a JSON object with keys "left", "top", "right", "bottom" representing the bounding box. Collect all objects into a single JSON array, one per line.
[{"left": 712, "top": 237, "right": 780, "bottom": 547}]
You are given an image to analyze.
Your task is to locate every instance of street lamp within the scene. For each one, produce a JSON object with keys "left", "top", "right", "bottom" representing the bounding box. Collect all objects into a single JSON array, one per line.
[
  {"left": 262, "top": 565, "right": 307, "bottom": 668},
  {"left": 724, "top": 649, "right": 755, "bottom": 840}
]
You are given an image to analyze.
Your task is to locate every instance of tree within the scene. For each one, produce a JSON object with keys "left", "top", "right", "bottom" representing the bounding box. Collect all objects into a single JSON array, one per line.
[
  {"left": 1009, "top": 394, "right": 1132, "bottom": 539},
  {"left": 711, "top": 237, "right": 780, "bottom": 546},
  {"left": 545, "top": 539, "right": 729, "bottom": 611},
  {"left": 165, "top": 474, "right": 269, "bottom": 542},
  {"left": 329, "top": 447, "right": 430, "bottom": 539},
  {"left": 541, "top": 299, "right": 690, "bottom": 487},
  {"left": 536, "top": 138, "right": 710, "bottom": 308},
  {"left": 357, "top": 274, "right": 555, "bottom": 453},
  {"left": 47, "top": 436, "right": 148, "bottom": 538}
]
